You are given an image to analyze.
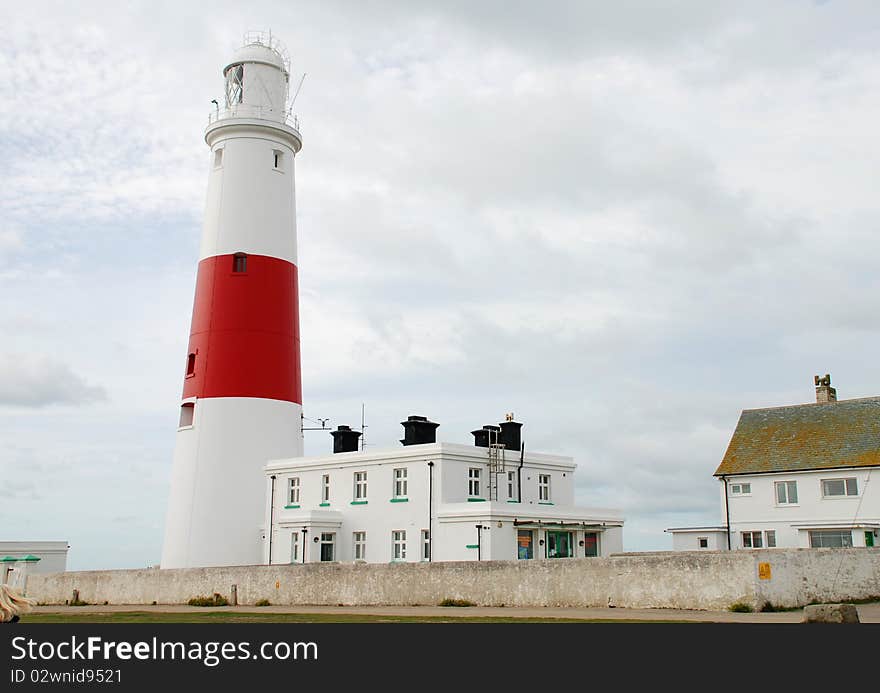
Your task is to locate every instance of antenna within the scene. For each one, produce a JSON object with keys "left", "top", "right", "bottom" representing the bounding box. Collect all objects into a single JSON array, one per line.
[
  {"left": 360, "top": 403, "right": 368, "bottom": 451},
  {"left": 291, "top": 73, "right": 307, "bottom": 107},
  {"left": 301, "top": 413, "right": 331, "bottom": 433}
]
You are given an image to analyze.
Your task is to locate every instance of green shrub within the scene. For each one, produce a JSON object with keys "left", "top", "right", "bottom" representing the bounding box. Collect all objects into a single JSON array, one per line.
[
  {"left": 69, "top": 598, "right": 89, "bottom": 607},
  {"left": 187, "top": 593, "right": 229, "bottom": 607},
  {"left": 254, "top": 599, "right": 271, "bottom": 607},
  {"left": 439, "top": 598, "right": 475, "bottom": 607},
  {"left": 729, "top": 602, "right": 753, "bottom": 613}
]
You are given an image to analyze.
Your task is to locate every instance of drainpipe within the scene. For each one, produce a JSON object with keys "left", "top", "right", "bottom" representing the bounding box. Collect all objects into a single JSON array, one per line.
[
  {"left": 722, "top": 475, "right": 731, "bottom": 550},
  {"left": 427, "top": 461, "right": 434, "bottom": 562},
  {"left": 517, "top": 443, "right": 524, "bottom": 503},
  {"left": 475, "top": 524, "right": 484, "bottom": 561},
  {"left": 268, "top": 475, "right": 276, "bottom": 565},
  {"left": 301, "top": 527, "right": 308, "bottom": 563}
]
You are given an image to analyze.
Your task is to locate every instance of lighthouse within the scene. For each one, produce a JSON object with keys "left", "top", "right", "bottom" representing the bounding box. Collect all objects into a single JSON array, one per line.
[{"left": 161, "top": 33, "right": 304, "bottom": 569}]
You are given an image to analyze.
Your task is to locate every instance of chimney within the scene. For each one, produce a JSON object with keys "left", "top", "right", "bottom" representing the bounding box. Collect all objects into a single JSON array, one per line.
[
  {"left": 400, "top": 415, "right": 439, "bottom": 446},
  {"left": 471, "top": 424, "right": 500, "bottom": 448},
  {"left": 330, "top": 425, "right": 362, "bottom": 453},
  {"left": 498, "top": 414, "right": 522, "bottom": 452},
  {"left": 814, "top": 374, "right": 837, "bottom": 404}
]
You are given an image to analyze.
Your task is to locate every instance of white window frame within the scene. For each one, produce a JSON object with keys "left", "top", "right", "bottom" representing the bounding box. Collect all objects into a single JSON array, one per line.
[
  {"left": 765, "top": 530, "right": 776, "bottom": 548},
  {"left": 809, "top": 529, "right": 854, "bottom": 548},
  {"left": 775, "top": 480, "right": 798, "bottom": 505},
  {"left": 322, "top": 474, "right": 330, "bottom": 503},
  {"left": 821, "top": 477, "right": 858, "bottom": 498},
  {"left": 468, "top": 468, "right": 482, "bottom": 498},
  {"left": 393, "top": 468, "right": 408, "bottom": 499},
  {"left": 353, "top": 531, "right": 366, "bottom": 561},
  {"left": 392, "top": 530, "right": 407, "bottom": 560},
  {"left": 538, "top": 474, "right": 551, "bottom": 502},
  {"left": 741, "top": 531, "right": 763, "bottom": 548},
  {"left": 288, "top": 477, "right": 300, "bottom": 505},
  {"left": 507, "top": 471, "right": 517, "bottom": 499},
  {"left": 421, "top": 529, "right": 430, "bottom": 561},
  {"left": 354, "top": 471, "right": 368, "bottom": 501},
  {"left": 290, "top": 532, "right": 299, "bottom": 563},
  {"left": 698, "top": 537, "right": 709, "bottom": 549},
  {"left": 730, "top": 483, "right": 751, "bottom": 496}
]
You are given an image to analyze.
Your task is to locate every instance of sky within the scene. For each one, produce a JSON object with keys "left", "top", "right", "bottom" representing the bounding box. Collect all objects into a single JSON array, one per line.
[{"left": 3, "top": 1, "right": 880, "bottom": 570}]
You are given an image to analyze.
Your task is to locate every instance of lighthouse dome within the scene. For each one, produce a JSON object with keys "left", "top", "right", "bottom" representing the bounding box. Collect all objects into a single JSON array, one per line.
[
  {"left": 220, "top": 33, "right": 291, "bottom": 115},
  {"left": 223, "top": 42, "right": 287, "bottom": 77}
]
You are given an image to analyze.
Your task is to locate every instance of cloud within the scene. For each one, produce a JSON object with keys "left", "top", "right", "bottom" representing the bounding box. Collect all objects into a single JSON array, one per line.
[{"left": 0, "top": 353, "right": 107, "bottom": 407}]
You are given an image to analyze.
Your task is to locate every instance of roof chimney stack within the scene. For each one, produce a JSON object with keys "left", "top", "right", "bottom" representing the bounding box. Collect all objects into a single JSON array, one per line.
[
  {"left": 814, "top": 374, "right": 837, "bottom": 404},
  {"left": 400, "top": 416, "right": 439, "bottom": 446},
  {"left": 498, "top": 414, "right": 522, "bottom": 452},
  {"left": 330, "top": 425, "right": 362, "bottom": 453},
  {"left": 471, "top": 424, "right": 500, "bottom": 448}
]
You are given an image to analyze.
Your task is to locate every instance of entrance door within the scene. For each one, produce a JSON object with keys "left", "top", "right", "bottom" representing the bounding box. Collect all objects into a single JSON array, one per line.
[
  {"left": 546, "top": 531, "right": 573, "bottom": 558},
  {"left": 866, "top": 531, "right": 875, "bottom": 548},
  {"left": 583, "top": 532, "right": 599, "bottom": 557},
  {"left": 320, "top": 533, "right": 336, "bottom": 561}
]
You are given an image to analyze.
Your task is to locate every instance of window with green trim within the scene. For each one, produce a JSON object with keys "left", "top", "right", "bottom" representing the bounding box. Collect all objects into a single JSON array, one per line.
[
  {"left": 288, "top": 477, "right": 300, "bottom": 505},
  {"left": 538, "top": 474, "right": 551, "bottom": 502},
  {"left": 393, "top": 468, "right": 408, "bottom": 498},
  {"left": 468, "top": 468, "right": 481, "bottom": 497},
  {"left": 354, "top": 471, "right": 368, "bottom": 501}
]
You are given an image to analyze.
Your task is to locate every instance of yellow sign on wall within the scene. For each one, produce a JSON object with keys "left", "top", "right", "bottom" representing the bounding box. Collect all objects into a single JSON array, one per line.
[{"left": 758, "top": 562, "right": 771, "bottom": 580}]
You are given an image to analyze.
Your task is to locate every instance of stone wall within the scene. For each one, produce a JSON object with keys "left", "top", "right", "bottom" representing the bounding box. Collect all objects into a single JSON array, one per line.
[{"left": 26, "top": 548, "right": 880, "bottom": 611}]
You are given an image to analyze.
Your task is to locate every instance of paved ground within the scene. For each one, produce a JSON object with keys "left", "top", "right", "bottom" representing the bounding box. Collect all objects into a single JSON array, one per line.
[{"left": 30, "top": 602, "right": 880, "bottom": 623}]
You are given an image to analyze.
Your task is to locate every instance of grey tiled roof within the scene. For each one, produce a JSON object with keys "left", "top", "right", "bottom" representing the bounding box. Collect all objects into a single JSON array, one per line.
[{"left": 713, "top": 396, "right": 880, "bottom": 476}]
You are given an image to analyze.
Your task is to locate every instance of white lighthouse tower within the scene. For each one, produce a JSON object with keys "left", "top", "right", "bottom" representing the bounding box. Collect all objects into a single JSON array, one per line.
[{"left": 161, "top": 33, "right": 304, "bottom": 569}]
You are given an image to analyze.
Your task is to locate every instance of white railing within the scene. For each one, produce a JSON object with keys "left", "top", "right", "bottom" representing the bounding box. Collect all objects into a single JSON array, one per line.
[{"left": 207, "top": 104, "right": 300, "bottom": 132}]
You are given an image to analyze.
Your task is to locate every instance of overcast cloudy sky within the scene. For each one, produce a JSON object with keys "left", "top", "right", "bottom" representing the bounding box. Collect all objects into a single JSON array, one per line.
[{"left": 3, "top": 1, "right": 880, "bottom": 570}]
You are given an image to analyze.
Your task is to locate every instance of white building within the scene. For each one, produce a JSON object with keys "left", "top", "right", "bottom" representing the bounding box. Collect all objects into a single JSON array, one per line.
[
  {"left": 668, "top": 376, "right": 880, "bottom": 551},
  {"left": 265, "top": 417, "right": 624, "bottom": 564},
  {"left": 0, "top": 541, "right": 69, "bottom": 591}
]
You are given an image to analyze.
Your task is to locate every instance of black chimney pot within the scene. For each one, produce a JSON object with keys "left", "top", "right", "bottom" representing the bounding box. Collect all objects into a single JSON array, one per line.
[
  {"left": 498, "top": 419, "right": 523, "bottom": 452},
  {"left": 330, "top": 425, "right": 362, "bottom": 453},
  {"left": 400, "top": 415, "right": 439, "bottom": 446},
  {"left": 471, "top": 424, "right": 500, "bottom": 448}
]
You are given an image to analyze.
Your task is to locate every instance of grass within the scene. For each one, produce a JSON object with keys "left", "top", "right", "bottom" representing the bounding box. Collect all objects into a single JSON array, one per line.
[
  {"left": 22, "top": 611, "right": 699, "bottom": 624},
  {"left": 187, "top": 593, "right": 230, "bottom": 607},
  {"left": 728, "top": 602, "right": 753, "bottom": 613}
]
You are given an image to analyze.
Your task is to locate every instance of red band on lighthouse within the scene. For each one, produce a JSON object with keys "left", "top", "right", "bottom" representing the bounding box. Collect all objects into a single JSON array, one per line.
[{"left": 182, "top": 253, "right": 302, "bottom": 404}]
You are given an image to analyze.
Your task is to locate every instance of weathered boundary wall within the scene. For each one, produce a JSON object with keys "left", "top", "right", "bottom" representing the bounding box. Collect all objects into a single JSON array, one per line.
[{"left": 26, "top": 548, "right": 880, "bottom": 611}]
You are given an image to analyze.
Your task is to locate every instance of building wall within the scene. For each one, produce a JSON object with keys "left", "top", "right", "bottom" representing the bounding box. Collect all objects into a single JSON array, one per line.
[
  {"left": 26, "top": 548, "right": 880, "bottom": 611},
  {"left": 670, "top": 531, "right": 728, "bottom": 551},
  {"left": 0, "top": 542, "right": 69, "bottom": 575},
  {"left": 722, "top": 467, "right": 880, "bottom": 549}
]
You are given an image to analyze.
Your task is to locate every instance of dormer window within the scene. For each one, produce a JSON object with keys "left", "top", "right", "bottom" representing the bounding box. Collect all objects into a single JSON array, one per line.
[
  {"left": 233, "top": 253, "right": 247, "bottom": 273},
  {"left": 185, "top": 353, "right": 196, "bottom": 377}
]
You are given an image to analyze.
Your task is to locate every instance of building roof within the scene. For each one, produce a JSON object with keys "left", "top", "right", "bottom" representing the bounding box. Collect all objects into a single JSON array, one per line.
[{"left": 714, "top": 396, "right": 880, "bottom": 477}]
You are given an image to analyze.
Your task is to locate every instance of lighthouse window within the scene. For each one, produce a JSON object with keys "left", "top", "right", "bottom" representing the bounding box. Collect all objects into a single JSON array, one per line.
[
  {"left": 179, "top": 402, "right": 195, "bottom": 428},
  {"left": 225, "top": 64, "right": 243, "bottom": 106},
  {"left": 213, "top": 148, "right": 223, "bottom": 168},
  {"left": 185, "top": 353, "right": 196, "bottom": 377},
  {"left": 273, "top": 149, "right": 284, "bottom": 170},
  {"left": 233, "top": 253, "right": 248, "bottom": 273}
]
